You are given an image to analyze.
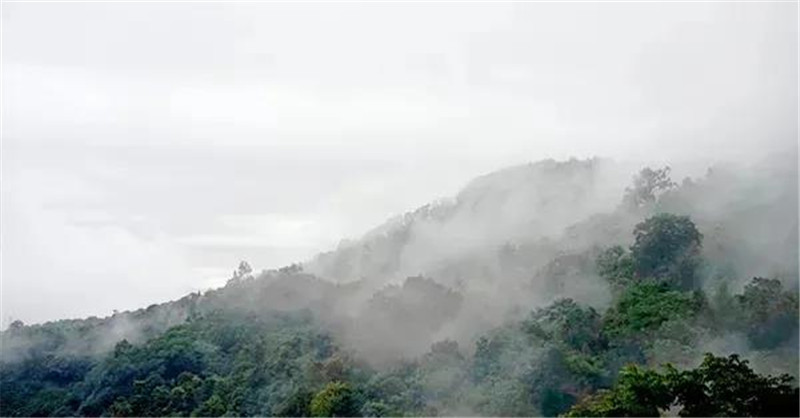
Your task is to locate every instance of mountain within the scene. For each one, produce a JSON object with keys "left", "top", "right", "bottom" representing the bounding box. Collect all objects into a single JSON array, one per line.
[
  {"left": 307, "top": 158, "right": 629, "bottom": 285},
  {"left": 1, "top": 156, "right": 797, "bottom": 417}
]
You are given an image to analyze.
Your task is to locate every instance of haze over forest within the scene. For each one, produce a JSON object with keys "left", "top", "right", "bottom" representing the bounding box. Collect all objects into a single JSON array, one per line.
[
  {"left": 1, "top": 2, "right": 798, "bottom": 417},
  {"left": 2, "top": 1, "right": 796, "bottom": 327}
]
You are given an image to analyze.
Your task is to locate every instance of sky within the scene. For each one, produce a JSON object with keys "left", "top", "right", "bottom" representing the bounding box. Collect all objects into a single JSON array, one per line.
[{"left": 1, "top": 1, "right": 797, "bottom": 327}]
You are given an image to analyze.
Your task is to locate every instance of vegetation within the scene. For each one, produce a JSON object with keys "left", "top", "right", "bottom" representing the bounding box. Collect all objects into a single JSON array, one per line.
[
  {"left": 566, "top": 354, "right": 799, "bottom": 417},
  {"left": 622, "top": 166, "right": 676, "bottom": 210},
  {"left": 602, "top": 281, "right": 704, "bottom": 339},
  {"left": 1, "top": 162, "right": 797, "bottom": 416},
  {"left": 631, "top": 214, "right": 703, "bottom": 289}
]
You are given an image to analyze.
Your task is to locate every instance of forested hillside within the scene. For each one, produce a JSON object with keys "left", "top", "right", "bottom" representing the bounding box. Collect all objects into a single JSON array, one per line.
[{"left": 1, "top": 157, "right": 798, "bottom": 417}]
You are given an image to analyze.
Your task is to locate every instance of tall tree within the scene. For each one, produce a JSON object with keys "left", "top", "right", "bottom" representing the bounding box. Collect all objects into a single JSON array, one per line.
[
  {"left": 631, "top": 214, "right": 703, "bottom": 289},
  {"left": 623, "top": 167, "right": 676, "bottom": 210}
]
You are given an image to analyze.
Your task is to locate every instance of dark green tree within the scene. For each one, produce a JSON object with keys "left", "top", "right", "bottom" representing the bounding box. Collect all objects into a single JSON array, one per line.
[
  {"left": 667, "top": 354, "right": 799, "bottom": 417},
  {"left": 631, "top": 214, "right": 702, "bottom": 289},
  {"left": 567, "top": 354, "right": 800, "bottom": 417},
  {"left": 734, "top": 277, "right": 799, "bottom": 349}
]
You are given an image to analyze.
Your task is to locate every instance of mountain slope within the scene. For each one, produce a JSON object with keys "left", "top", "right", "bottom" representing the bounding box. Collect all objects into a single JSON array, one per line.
[{"left": 1, "top": 156, "right": 798, "bottom": 417}]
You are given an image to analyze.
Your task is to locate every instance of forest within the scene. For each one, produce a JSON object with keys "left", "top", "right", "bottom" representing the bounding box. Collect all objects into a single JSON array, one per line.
[{"left": 1, "top": 157, "right": 798, "bottom": 417}]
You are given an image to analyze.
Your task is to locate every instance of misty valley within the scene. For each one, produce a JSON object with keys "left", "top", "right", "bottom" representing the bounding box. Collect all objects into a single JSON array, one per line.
[{"left": 1, "top": 157, "right": 798, "bottom": 417}]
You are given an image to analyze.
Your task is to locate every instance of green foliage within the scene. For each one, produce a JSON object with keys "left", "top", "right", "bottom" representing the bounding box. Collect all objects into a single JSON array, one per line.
[
  {"left": 272, "top": 388, "right": 313, "bottom": 417},
  {"left": 567, "top": 354, "right": 799, "bottom": 417},
  {"left": 631, "top": 213, "right": 702, "bottom": 289},
  {"left": 3, "top": 285, "right": 797, "bottom": 418},
  {"left": 0, "top": 311, "right": 347, "bottom": 417},
  {"left": 597, "top": 214, "right": 703, "bottom": 291},
  {"left": 195, "top": 393, "right": 228, "bottom": 417},
  {"left": 361, "top": 366, "right": 426, "bottom": 416},
  {"left": 565, "top": 364, "right": 672, "bottom": 417},
  {"left": 603, "top": 282, "right": 703, "bottom": 339},
  {"left": 467, "top": 376, "right": 536, "bottom": 417},
  {"left": 524, "top": 299, "right": 605, "bottom": 354},
  {"left": 1, "top": 210, "right": 797, "bottom": 418},
  {"left": 309, "top": 382, "right": 361, "bottom": 417},
  {"left": 562, "top": 352, "right": 606, "bottom": 387},
  {"left": 359, "top": 400, "right": 395, "bottom": 417},
  {"left": 668, "top": 353, "right": 799, "bottom": 417},
  {"left": 540, "top": 388, "right": 576, "bottom": 417},
  {"left": 0, "top": 355, "right": 91, "bottom": 416},
  {"left": 734, "top": 277, "right": 799, "bottom": 349},
  {"left": 596, "top": 246, "right": 635, "bottom": 290},
  {"left": 471, "top": 336, "right": 501, "bottom": 383}
]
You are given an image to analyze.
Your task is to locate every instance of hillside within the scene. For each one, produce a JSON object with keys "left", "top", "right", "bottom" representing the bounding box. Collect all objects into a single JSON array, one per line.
[{"left": 1, "top": 157, "right": 798, "bottom": 417}]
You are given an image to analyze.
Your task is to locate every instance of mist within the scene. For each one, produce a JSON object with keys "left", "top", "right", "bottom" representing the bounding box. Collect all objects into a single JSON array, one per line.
[
  {"left": 1, "top": 2, "right": 798, "bottom": 417},
  {"left": 2, "top": 1, "right": 796, "bottom": 328}
]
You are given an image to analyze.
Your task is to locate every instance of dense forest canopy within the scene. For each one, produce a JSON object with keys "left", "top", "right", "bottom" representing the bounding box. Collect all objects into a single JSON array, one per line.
[{"left": 1, "top": 157, "right": 798, "bottom": 417}]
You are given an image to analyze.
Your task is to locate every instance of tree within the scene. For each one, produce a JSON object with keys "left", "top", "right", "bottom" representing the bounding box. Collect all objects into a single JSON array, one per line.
[
  {"left": 228, "top": 261, "right": 253, "bottom": 284},
  {"left": 596, "top": 246, "right": 635, "bottom": 290},
  {"left": 566, "top": 354, "right": 800, "bottom": 417},
  {"left": 274, "top": 389, "right": 313, "bottom": 417},
  {"left": 734, "top": 277, "right": 799, "bottom": 349},
  {"left": 194, "top": 393, "right": 227, "bottom": 417},
  {"left": 471, "top": 336, "right": 502, "bottom": 383},
  {"left": 310, "top": 382, "right": 361, "bottom": 417},
  {"left": 564, "top": 365, "right": 672, "bottom": 417},
  {"left": 360, "top": 401, "right": 394, "bottom": 417},
  {"left": 108, "top": 399, "right": 133, "bottom": 417},
  {"left": 631, "top": 214, "right": 702, "bottom": 289},
  {"left": 523, "top": 299, "right": 605, "bottom": 354},
  {"left": 279, "top": 263, "right": 304, "bottom": 274},
  {"left": 623, "top": 166, "right": 676, "bottom": 210},
  {"left": 602, "top": 282, "right": 703, "bottom": 339},
  {"left": 667, "top": 354, "right": 799, "bottom": 417},
  {"left": 113, "top": 339, "right": 133, "bottom": 358}
]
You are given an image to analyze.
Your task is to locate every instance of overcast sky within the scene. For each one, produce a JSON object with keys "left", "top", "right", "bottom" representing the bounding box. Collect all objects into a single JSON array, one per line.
[{"left": 1, "top": 2, "right": 797, "bottom": 327}]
